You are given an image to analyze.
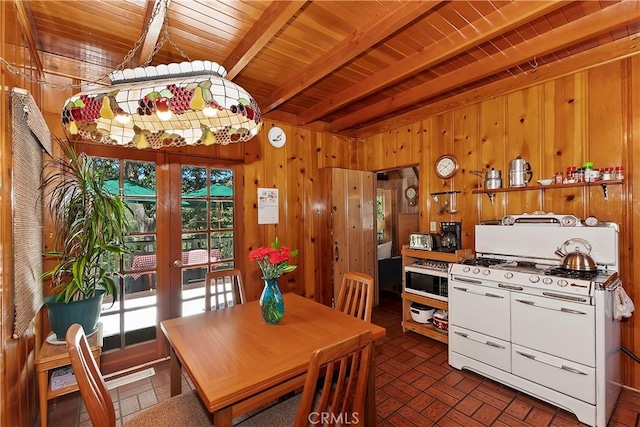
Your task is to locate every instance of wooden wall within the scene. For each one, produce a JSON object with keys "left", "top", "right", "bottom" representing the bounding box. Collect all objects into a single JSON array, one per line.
[
  {"left": 362, "top": 56, "right": 640, "bottom": 389},
  {"left": 1, "top": 2, "right": 43, "bottom": 426}
]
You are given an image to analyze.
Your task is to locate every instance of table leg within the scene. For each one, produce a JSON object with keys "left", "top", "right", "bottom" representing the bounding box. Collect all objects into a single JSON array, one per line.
[
  {"left": 213, "top": 407, "right": 233, "bottom": 427},
  {"left": 169, "top": 346, "right": 182, "bottom": 397},
  {"left": 365, "top": 342, "right": 377, "bottom": 426},
  {"left": 38, "top": 370, "right": 48, "bottom": 427}
]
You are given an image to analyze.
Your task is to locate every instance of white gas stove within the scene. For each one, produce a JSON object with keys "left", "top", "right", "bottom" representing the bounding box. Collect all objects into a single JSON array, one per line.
[{"left": 448, "top": 214, "right": 622, "bottom": 427}]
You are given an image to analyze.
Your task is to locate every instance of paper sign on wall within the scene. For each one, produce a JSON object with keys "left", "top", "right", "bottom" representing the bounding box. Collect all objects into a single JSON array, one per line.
[{"left": 258, "top": 188, "right": 279, "bottom": 224}]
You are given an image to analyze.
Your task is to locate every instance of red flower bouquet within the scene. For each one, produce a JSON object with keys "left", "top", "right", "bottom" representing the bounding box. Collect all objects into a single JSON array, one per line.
[{"left": 249, "top": 237, "right": 299, "bottom": 280}]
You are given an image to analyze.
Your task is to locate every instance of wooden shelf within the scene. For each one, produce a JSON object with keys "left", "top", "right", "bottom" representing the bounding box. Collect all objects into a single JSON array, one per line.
[
  {"left": 472, "top": 179, "right": 623, "bottom": 194},
  {"left": 402, "top": 319, "right": 448, "bottom": 344},
  {"left": 401, "top": 247, "right": 473, "bottom": 263},
  {"left": 400, "top": 248, "right": 472, "bottom": 344}
]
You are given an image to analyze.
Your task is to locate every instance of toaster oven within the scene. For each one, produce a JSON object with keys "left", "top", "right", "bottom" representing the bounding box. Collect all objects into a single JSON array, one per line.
[{"left": 409, "top": 232, "right": 440, "bottom": 251}]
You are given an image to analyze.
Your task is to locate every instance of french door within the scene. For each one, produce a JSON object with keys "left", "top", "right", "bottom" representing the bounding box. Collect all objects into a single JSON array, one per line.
[{"left": 79, "top": 144, "right": 239, "bottom": 373}]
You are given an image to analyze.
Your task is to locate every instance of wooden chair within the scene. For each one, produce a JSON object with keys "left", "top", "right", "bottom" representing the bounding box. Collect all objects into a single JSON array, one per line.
[
  {"left": 237, "top": 331, "right": 374, "bottom": 426},
  {"left": 335, "top": 271, "right": 374, "bottom": 322},
  {"left": 205, "top": 268, "right": 245, "bottom": 311},
  {"left": 65, "top": 324, "right": 212, "bottom": 427}
]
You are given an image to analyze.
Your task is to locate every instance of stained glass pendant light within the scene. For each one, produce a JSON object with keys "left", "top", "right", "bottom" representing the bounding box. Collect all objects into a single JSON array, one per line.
[{"left": 60, "top": 1, "right": 261, "bottom": 149}]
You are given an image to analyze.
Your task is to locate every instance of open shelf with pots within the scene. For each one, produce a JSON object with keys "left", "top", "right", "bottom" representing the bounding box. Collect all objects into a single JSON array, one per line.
[{"left": 401, "top": 246, "right": 473, "bottom": 344}]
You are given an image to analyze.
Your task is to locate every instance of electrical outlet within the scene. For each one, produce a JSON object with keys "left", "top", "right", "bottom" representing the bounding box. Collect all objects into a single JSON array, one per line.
[{"left": 430, "top": 221, "right": 437, "bottom": 232}]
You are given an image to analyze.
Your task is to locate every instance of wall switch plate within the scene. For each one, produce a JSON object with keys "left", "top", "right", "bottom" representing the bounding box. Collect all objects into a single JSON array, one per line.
[{"left": 430, "top": 221, "right": 437, "bottom": 232}]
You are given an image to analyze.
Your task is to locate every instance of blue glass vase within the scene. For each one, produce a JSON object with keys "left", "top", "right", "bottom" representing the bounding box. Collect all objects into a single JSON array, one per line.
[{"left": 260, "top": 278, "right": 284, "bottom": 324}]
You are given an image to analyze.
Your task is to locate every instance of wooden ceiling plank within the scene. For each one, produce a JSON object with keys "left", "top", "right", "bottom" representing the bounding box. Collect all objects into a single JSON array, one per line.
[
  {"left": 355, "top": 35, "right": 640, "bottom": 138},
  {"left": 135, "top": 0, "right": 169, "bottom": 67},
  {"left": 223, "top": 1, "right": 306, "bottom": 80},
  {"left": 14, "top": 0, "right": 43, "bottom": 73},
  {"left": 329, "top": 0, "right": 640, "bottom": 132},
  {"left": 298, "top": 0, "right": 567, "bottom": 125},
  {"left": 260, "top": 1, "right": 441, "bottom": 113}
]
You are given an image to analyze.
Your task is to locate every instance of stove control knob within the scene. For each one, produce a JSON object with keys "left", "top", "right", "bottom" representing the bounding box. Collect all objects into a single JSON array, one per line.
[
  {"left": 558, "top": 279, "right": 569, "bottom": 287},
  {"left": 542, "top": 277, "right": 553, "bottom": 285},
  {"left": 529, "top": 275, "right": 540, "bottom": 283},
  {"left": 504, "top": 272, "right": 513, "bottom": 279},
  {"left": 472, "top": 268, "right": 480, "bottom": 274},
  {"left": 463, "top": 266, "right": 470, "bottom": 273},
  {"left": 482, "top": 269, "right": 491, "bottom": 276}
]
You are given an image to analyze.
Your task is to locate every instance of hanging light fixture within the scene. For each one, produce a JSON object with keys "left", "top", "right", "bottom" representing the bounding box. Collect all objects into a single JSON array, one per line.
[{"left": 60, "top": 1, "right": 261, "bottom": 149}]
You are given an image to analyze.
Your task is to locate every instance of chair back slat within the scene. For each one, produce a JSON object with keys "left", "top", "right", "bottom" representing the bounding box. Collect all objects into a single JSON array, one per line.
[
  {"left": 295, "top": 331, "right": 373, "bottom": 426},
  {"left": 205, "top": 269, "right": 246, "bottom": 311},
  {"left": 335, "top": 272, "right": 373, "bottom": 322},
  {"left": 66, "top": 324, "right": 116, "bottom": 427}
]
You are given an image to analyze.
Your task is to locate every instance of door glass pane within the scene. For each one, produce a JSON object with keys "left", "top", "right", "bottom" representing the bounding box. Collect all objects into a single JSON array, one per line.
[
  {"left": 180, "top": 165, "right": 235, "bottom": 316},
  {"left": 91, "top": 157, "right": 157, "bottom": 351}
]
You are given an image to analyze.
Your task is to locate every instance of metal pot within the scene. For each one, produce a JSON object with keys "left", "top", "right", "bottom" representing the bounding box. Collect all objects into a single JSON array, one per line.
[
  {"left": 555, "top": 238, "right": 597, "bottom": 271},
  {"left": 471, "top": 168, "right": 502, "bottom": 190}
]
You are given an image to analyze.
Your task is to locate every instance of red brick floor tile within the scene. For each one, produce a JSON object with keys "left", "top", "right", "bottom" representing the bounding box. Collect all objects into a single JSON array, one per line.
[
  {"left": 455, "top": 394, "right": 483, "bottom": 416},
  {"left": 377, "top": 395, "right": 405, "bottom": 418},
  {"left": 495, "top": 412, "right": 533, "bottom": 426},
  {"left": 381, "top": 383, "right": 415, "bottom": 405},
  {"left": 523, "top": 406, "right": 555, "bottom": 426},
  {"left": 505, "top": 397, "right": 534, "bottom": 420},
  {"left": 406, "top": 392, "right": 436, "bottom": 413},
  {"left": 443, "top": 408, "right": 487, "bottom": 427},
  {"left": 473, "top": 402, "right": 502, "bottom": 425},
  {"left": 421, "top": 399, "right": 451, "bottom": 423}
]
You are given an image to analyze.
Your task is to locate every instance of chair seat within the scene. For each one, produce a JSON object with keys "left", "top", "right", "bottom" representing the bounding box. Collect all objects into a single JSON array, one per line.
[
  {"left": 125, "top": 390, "right": 212, "bottom": 426},
  {"left": 234, "top": 393, "right": 301, "bottom": 426}
]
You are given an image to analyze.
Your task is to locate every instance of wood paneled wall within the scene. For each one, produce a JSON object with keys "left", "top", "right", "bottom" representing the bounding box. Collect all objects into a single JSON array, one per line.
[
  {"left": 362, "top": 56, "right": 640, "bottom": 388},
  {"left": 1, "top": 2, "right": 42, "bottom": 426}
]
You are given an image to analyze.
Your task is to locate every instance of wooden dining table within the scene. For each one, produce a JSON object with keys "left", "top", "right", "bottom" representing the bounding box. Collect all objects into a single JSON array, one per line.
[{"left": 160, "top": 292, "right": 386, "bottom": 426}]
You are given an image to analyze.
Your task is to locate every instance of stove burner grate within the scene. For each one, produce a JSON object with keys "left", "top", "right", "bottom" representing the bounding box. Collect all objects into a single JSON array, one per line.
[
  {"left": 544, "top": 267, "right": 599, "bottom": 280},
  {"left": 462, "top": 257, "right": 507, "bottom": 267}
]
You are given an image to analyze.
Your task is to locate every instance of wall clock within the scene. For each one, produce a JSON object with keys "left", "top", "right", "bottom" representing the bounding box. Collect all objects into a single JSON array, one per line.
[
  {"left": 434, "top": 154, "right": 459, "bottom": 179},
  {"left": 268, "top": 127, "right": 286, "bottom": 148},
  {"left": 405, "top": 185, "right": 418, "bottom": 206}
]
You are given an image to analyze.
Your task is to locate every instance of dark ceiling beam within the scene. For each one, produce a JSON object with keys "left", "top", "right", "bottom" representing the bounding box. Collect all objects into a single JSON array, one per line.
[
  {"left": 329, "top": 0, "right": 640, "bottom": 132},
  {"left": 224, "top": 1, "right": 306, "bottom": 80},
  {"left": 134, "top": 0, "right": 169, "bottom": 67},
  {"left": 354, "top": 36, "right": 640, "bottom": 139},
  {"left": 13, "top": 0, "right": 43, "bottom": 73},
  {"left": 297, "top": 0, "right": 568, "bottom": 125},
  {"left": 260, "top": 1, "right": 442, "bottom": 114}
]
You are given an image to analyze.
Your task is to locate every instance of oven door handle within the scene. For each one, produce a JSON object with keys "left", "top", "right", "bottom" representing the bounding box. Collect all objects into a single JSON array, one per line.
[
  {"left": 454, "top": 331, "right": 506, "bottom": 349},
  {"left": 516, "top": 351, "right": 588, "bottom": 376},
  {"left": 453, "top": 286, "right": 503, "bottom": 299},
  {"left": 451, "top": 277, "right": 482, "bottom": 285},
  {"left": 515, "top": 299, "right": 588, "bottom": 315}
]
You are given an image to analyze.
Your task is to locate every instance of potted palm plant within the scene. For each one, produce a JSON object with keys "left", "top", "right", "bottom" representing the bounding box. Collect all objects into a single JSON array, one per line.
[{"left": 42, "top": 140, "right": 130, "bottom": 339}]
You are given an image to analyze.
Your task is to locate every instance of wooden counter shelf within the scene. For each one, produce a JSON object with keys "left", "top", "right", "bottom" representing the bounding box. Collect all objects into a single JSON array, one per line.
[{"left": 400, "top": 246, "right": 473, "bottom": 344}]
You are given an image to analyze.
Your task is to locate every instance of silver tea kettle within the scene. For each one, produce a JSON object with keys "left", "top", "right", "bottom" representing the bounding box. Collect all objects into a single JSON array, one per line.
[
  {"left": 554, "top": 238, "right": 597, "bottom": 272},
  {"left": 509, "top": 156, "right": 532, "bottom": 187}
]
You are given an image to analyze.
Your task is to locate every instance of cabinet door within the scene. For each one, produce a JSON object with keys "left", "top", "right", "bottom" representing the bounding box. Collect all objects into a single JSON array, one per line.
[{"left": 330, "top": 168, "right": 375, "bottom": 305}]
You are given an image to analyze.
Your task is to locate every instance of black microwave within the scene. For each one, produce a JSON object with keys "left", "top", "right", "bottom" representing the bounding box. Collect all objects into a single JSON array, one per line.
[{"left": 404, "top": 265, "right": 448, "bottom": 301}]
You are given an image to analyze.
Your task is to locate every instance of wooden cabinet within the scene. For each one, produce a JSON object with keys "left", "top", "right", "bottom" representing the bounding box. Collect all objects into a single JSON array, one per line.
[{"left": 401, "top": 246, "right": 472, "bottom": 344}]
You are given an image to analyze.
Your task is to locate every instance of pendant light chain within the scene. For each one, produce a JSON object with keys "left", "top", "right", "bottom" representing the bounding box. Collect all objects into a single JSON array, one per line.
[{"left": 0, "top": 0, "right": 179, "bottom": 90}]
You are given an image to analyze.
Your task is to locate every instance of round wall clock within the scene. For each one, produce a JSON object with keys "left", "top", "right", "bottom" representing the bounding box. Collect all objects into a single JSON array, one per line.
[
  {"left": 434, "top": 154, "right": 459, "bottom": 179},
  {"left": 405, "top": 185, "right": 418, "bottom": 206},
  {"left": 268, "top": 127, "right": 286, "bottom": 148}
]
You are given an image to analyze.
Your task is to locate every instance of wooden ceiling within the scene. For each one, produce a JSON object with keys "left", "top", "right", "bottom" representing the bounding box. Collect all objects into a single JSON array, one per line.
[{"left": 12, "top": 0, "right": 640, "bottom": 138}]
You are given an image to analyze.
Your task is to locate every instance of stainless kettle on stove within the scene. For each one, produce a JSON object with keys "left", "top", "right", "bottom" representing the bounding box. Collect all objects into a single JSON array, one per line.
[{"left": 509, "top": 156, "right": 532, "bottom": 187}]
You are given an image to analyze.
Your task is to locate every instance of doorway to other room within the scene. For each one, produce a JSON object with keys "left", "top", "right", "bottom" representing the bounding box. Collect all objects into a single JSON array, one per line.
[{"left": 376, "top": 166, "right": 419, "bottom": 305}]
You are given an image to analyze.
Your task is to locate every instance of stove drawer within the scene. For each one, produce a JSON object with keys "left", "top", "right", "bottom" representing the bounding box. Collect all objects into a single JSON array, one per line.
[
  {"left": 512, "top": 344, "right": 595, "bottom": 404},
  {"left": 449, "top": 282, "right": 510, "bottom": 340},
  {"left": 511, "top": 293, "right": 595, "bottom": 366},
  {"left": 450, "top": 325, "right": 510, "bottom": 372}
]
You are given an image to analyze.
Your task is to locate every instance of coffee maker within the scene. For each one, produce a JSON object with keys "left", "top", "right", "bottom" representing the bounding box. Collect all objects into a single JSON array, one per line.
[{"left": 440, "top": 222, "right": 462, "bottom": 252}]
